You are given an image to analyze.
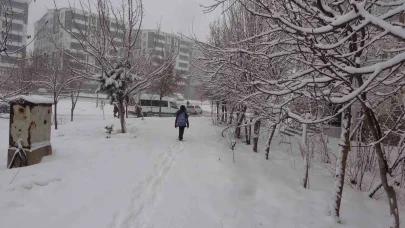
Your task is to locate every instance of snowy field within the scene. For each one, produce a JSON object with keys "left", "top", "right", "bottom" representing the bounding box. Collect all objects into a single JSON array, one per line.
[{"left": 0, "top": 99, "right": 401, "bottom": 228}]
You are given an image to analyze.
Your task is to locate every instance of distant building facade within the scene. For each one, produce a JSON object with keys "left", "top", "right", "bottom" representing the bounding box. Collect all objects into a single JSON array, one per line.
[
  {"left": 0, "top": 0, "right": 29, "bottom": 70},
  {"left": 34, "top": 8, "right": 103, "bottom": 71},
  {"left": 134, "top": 29, "right": 193, "bottom": 73},
  {"left": 33, "top": 8, "right": 201, "bottom": 97}
]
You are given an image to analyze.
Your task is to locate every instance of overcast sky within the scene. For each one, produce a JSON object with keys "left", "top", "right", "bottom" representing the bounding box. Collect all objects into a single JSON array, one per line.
[{"left": 27, "top": 0, "right": 221, "bottom": 51}]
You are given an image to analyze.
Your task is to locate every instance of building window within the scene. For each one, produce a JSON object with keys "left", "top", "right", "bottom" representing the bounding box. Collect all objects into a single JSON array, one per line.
[
  {"left": 180, "top": 47, "right": 189, "bottom": 54},
  {"left": 157, "top": 34, "right": 165, "bottom": 41},
  {"left": 73, "top": 13, "right": 88, "bottom": 22},
  {"left": 178, "top": 62, "right": 188, "bottom": 68},
  {"left": 180, "top": 40, "right": 190, "bottom": 46},
  {"left": 70, "top": 42, "right": 83, "bottom": 50},
  {"left": 1, "top": 55, "right": 19, "bottom": 65},
  {"left": 73, "top": 22, "right": 87, "bottom": 31},
  {"left": 2, "top": 33, "right": 22, "bottom": 43},
  {"left": 2, "top": 21, "right": 23, "bottom": 32},
  {"left": 179, "top": 55, "right": 188, "bottom": 61},
  {"left": 152, "top": 50, "right": 164, "bottom": 57}
]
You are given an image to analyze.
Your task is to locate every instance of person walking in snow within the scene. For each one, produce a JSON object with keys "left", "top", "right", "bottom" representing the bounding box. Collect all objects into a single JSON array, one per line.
[{"left": 175, "top": 105, "right": 189, "bottom": 141}]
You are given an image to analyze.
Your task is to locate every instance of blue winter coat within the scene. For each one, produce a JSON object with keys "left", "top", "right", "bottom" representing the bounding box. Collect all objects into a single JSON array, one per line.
[{"left": 175, "top": 110, "right": 189, "bottom": 127}]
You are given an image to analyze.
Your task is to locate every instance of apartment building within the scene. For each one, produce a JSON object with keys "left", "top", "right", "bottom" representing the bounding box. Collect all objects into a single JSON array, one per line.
[
  {"left": 0, "top": 0, "right": 29, "bottom": 70},
  {"left": 135, "top": 29, "right": 193, "bottom": 73},
  {"left": 34, "top": 9, "right": 199, "bottom": 95},
  {"left": 34, "top": 8, "right": 100, "bottom": 69}
]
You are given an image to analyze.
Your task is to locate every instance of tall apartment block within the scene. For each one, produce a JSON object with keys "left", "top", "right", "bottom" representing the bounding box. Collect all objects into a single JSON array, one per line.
[
  {"left": 0, "top": 0, "right": 29, "bottom": 69},
  {"left": 135, "top": 29, "right": 193, "bottom": 73},
  {"left": 34, "top": 8, "right": 100, "bottom": 67}
]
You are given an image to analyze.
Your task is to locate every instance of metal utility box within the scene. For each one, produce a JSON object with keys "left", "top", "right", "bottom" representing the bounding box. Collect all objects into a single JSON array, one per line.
[{"left": 7, "top": 95, "right": 53, "bottom": 168}]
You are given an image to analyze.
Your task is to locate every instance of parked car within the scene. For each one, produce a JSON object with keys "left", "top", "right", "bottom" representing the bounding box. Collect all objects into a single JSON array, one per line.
[
  {"left": 187, "top": 105, "right": 203, "bottom": 115},
  {"left": 0, "top": 101, "right": 10, "bottom": 114}
]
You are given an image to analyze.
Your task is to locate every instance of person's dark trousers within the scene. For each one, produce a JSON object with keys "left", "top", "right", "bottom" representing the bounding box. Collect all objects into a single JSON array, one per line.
[{"left": 179, "top": 126, "right": 185, "bottom": 140}]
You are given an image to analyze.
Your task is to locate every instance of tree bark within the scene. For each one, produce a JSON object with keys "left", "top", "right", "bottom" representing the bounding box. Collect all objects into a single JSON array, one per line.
[
  {"left": 303, "top": 154, "right": 309, "bottom": 189},
  {"left": 54, "top": 101, "right": 58, "bottom": 130},
  {"left": 245, "top": 119, "right": 250, "bottom": 145},
  {"left": 229, "top": 107, "right": 234, "bottom": 125},
  {"left": 71, "top": 107, "right": 74, "bottom": 122},
  {"left": 364, "top": 108, "right": 400, "bottom": 228},
  {"left": 224, "top": 105, "right": 228, "bottom": 123},
  {"left": 126, "top": 101, "right": 128, "bottom": 118},
  {"left": 71, "top": 92, "right": 79, "bottom": 122},
  {"left": 96, "top": 92, "right": 99, "bottom": 107},
  {"left": 265, "top": 124, "right": 277, "bottom": 160},
  {"left": 71, "top": 93, "right": 74, "bottom": 122},
  {"left": 221, "top": 103, "right": 225, "bottom": 123},
  {"left": 329, "top": 106, "right": 351, "bottom": 220},
  {"left": 118, "top": 99, "right": 126, "bottom": 133},
  {"left": 235, "top": 106, "right": 247, "bottom": 139},
  {"left": 216, "top": 102, "right": 220, "bottom": 122},
  {"left": 355, "top": 69, "right": 400, "bottom": 227},
  {"left": 253, "top": 119, "right": 261, "bottom": 152},
  {"left": 247, "top": 119, "right": 252, "bottom": 145}
]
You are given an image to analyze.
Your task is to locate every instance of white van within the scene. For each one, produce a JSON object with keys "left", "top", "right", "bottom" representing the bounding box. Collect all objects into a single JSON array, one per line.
[{"left": 129, "top": 94, "right": 179, "bottom": 117}]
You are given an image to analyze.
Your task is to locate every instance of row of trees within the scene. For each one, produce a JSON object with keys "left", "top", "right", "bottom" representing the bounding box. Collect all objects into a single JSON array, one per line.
[{"left": 195, "top": 0, "right": 405, "bottom": 227}]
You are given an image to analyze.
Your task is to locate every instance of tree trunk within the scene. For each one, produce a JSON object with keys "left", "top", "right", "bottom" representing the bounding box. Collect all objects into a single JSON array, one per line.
[
  {"left": 216, "top": 102, "right": 220, "bottom": 122},
  {"left": 329, "top": 106, "right": 351, "bottom": 220},
  {"left": 54, "top": 101, "right": 58, "bottom": 130},
  {"left": 126, "top": 101, "right": 128, "bottom": 118},
  {"left": 71, "top": 92, "right": 79, "bottom": 122},
  {"left": 224, "top": 106, "right": 228, "bottom": 123},
  {"left": 247, "top": 119, "right": 252, "bottom": 145},
  {"left": 118, "top": 99, "right": 126, "bottom": 133},
  {"left": 353, "top": 67, "right": 400, "bottom": 226},
  {"left": 159, "top": 94, "right": 163, "bottom": 117},
  {"left": 245, "top": 119, "right": 250, "bottom": 145},
  {"left": 71, "top": 107, "right": 74, "bottom": 122},
  {"left": 229, "top": 107, "right": 234, "bottom": 125},
  {"left": 302, "top": 121, "right": 310, "bottom": 188},
  {"left": 265, "top": 124, "right": 277, "bottom": 160},
  {"left": 364, "top": 108, "right": 400, "bottom": 228},
  {"left": 253, "top": 119, "right": 261, "bottom": 152},
  {"left": 303, "top": 154, "right": 309, "bottom": 189},
  {"left": 221, "top": 104, "right": 225, "bottom": 123},
  {"left": 96, "top": 92, "right": 99, "bottom": 107},
  {"left": 71, "top": 93, "right": 74, "bottom": 122},
  {"left": 235, "top": 106, "right": 247, "bottom": 139}
]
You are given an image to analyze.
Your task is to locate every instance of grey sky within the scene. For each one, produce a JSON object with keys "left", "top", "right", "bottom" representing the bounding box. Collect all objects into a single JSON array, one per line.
[{"left": 27, "top": 0, "right": 221, "bottom": 51}]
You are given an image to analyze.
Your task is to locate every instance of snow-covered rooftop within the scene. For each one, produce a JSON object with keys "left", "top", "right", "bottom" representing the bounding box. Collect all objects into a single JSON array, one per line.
[{"left": 8, "top": 95, "right": 54, "bottom": 105}]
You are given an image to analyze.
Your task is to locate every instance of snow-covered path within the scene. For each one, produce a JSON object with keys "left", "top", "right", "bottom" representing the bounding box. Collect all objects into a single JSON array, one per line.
[{"left": 0, "top": 100, "right": 401, "bottom": 228}]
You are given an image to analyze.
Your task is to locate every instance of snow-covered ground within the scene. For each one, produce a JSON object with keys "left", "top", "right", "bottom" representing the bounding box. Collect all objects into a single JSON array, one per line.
[{"left": 0, "top": 99, "right": 400, "bottom": 227}]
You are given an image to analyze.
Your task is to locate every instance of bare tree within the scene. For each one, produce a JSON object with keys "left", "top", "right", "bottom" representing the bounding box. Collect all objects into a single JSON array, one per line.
[
  {"left": 31, "top": 52, "right": 82, "bottom": 129},
  {"left": 151, "top": 62, "right": 181, "bottom": 117},
  {"left": 53, "top": 0, "right": 174, "bottom": 133},
  {"left": 70, "top": 79, "right": 85, "bottom": 121}
]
